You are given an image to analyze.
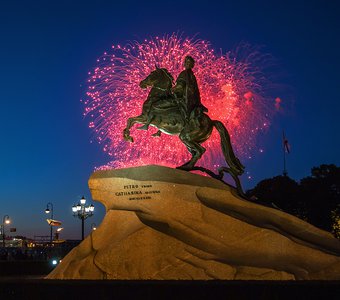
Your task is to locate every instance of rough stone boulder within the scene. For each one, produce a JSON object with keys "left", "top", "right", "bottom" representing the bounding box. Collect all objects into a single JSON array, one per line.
[{"left": 47, "top": 165, "right": 340, "bottom": 280}]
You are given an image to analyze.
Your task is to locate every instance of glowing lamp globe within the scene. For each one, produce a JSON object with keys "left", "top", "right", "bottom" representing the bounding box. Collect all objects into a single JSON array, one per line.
[{"left": 80, "top": 196, "right": 86, "bottom": 205}]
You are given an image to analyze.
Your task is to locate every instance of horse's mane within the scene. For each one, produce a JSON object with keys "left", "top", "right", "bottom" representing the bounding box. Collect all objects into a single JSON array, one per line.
[{"left": 160, "top": 68, "right": 174, "bottom": 82}]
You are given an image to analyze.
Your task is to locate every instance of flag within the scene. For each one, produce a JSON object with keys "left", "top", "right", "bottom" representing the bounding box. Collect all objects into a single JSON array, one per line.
[
  {"left": 283, "top": 131, "right": 290, "bottom": 153},
  {"left": 46, "top": 219, "right": 62, "bottom": 226}
]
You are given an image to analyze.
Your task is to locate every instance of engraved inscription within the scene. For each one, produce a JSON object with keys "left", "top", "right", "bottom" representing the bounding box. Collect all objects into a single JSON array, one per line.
[
  {"left": 129, "top": 196, "right": 152, "bottom": 200},
  {"left": 124, "top": 185, "right": 139, "bottom": 189},
  {"left": 114, "top": 183, "right": 161, "bottom": 200},
  {"left": 115, "top": 191, "right": 142, "bottom": 196}
]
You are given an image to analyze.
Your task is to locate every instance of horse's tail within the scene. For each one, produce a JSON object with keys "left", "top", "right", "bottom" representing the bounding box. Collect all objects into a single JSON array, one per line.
[{"left": 213, "top": 120, "right": 245, "bottom": 176}]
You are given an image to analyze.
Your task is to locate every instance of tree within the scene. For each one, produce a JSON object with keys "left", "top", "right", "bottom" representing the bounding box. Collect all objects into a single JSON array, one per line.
[
  {"left": 247, "top": 164, "right": 340, "bottom": 235},
  {"left": 300, "top": 164, "right": 340, "bottom": 232},
  {"left": 246, "top": 175, "right": 307, "bottom": 220},
  {"left": 331, "top": 205, "right": 340, "bottom": 239}
]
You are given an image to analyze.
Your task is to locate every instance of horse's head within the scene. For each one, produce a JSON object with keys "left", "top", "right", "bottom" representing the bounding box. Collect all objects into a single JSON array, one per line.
[{"left": 140, "top": 67, "right": 173, "bottom": 91}]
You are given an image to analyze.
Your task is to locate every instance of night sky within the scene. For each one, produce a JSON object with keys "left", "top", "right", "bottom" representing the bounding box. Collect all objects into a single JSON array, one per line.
[{"left": 1, "top": 0, "right": 339, "bottom": 239}]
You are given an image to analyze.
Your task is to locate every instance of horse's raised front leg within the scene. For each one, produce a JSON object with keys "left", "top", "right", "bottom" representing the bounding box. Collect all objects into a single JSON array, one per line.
[{"left": 123, "top": 115, "right": 147, "bottom": 143}]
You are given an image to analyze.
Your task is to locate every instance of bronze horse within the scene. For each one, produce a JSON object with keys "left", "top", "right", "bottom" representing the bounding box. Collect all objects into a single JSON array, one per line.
[{"left": 123, "top": 67, "right": 245, "bottom": 191}]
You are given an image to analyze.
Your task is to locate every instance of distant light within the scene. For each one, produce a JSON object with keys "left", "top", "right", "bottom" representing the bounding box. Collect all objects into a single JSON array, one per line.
[
  {"left": 45, "top": 208, "right": 50, "bottom": 214},
  {"left": 5, "top": 219, "right": 10, "bottom": 224},
  {"left": 52, "top": 260, "right": 58, "bottom": 265},
  {"left": 91, "top": 223, "right": 97, "bottom": 231}
]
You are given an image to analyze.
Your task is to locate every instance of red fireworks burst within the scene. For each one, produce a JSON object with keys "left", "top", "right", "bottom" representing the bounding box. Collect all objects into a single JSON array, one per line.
[{"left": 84, "top": 33, "right": 276, "bottom": 170}]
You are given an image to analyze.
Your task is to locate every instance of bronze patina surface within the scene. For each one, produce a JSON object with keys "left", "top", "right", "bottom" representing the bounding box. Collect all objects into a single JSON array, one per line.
[{"left": 123, "top": 57, "right": 244, "bottom": 193}]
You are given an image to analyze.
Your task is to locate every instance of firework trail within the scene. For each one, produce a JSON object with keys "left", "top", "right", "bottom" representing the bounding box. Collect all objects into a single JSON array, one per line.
[{"left": 84, "top": 33, "right": 277, "bottom": 172}]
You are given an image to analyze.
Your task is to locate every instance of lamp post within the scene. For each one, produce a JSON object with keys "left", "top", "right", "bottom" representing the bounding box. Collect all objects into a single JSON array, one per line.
[
  {"left": 72, "top": 196, "right": 94, "bottom": 240},
  {"left": 55, "top": 227, "right": 63, "bottom": 240},
  {"left": 45, "top": 202, "right": 54, "bottom": 245},
  {"left": 2, "top": 215, "right": 11, "bottom": 248},
  {"left": 91, "top": 223, "right": 97, "bottom": 231}
]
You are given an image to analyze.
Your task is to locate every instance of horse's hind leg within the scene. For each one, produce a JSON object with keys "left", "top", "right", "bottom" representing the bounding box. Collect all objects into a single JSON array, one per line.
[{"left": 178, "top": 134, "right": 206, "bottom": 170}]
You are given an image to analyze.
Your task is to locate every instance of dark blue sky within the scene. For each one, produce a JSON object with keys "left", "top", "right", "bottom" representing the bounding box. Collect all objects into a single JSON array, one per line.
[{"left": 1, "top": 0, "right": 339, "bottom": 239}]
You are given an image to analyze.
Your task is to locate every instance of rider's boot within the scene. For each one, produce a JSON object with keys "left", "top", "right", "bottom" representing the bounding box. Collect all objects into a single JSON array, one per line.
[
  {"left": 137, "top": 123, "right": 149, "bottom": 130},
  {"left": 152, "top": 130, "right": 161, "bottom": 137}
]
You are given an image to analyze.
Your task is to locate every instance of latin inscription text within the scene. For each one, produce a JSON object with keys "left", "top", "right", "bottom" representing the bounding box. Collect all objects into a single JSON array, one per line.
[{"left": 115, "top": 183, "right": 161, "bottom": 200}]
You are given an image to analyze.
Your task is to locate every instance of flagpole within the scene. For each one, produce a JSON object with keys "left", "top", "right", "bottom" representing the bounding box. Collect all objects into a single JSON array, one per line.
[{"left": 283, "top": 131, "right": 288, "bottom": 177}]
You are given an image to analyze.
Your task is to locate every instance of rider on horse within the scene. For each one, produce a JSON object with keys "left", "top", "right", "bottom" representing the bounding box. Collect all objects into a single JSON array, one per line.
[
  {"left": 123, "top": 60, "right": 245, "bottom": 194},
  {"left": 138, "top": 56, "right": 208, "bottom": 130}
]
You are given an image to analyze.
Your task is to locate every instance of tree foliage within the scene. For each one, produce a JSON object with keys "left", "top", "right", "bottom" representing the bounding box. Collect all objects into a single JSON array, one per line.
[{"left": 247, "top": 164, "right": 340, "bottom": 235}]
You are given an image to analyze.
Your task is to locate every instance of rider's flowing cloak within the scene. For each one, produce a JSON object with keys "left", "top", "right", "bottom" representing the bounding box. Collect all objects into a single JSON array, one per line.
[{"left": 175, "top": 69, "right": 201, "bottom": 114}]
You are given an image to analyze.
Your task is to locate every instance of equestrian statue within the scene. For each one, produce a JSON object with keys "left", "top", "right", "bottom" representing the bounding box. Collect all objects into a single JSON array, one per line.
[{"left": 123, "top": 56, "right": 245, "bottom": 194}]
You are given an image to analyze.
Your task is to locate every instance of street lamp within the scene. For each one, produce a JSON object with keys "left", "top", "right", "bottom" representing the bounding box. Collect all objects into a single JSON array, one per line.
[
  {"left": 91, "top": 223, "right": 97, "bottom": 231},
  {"left": 72, "top": 196, "right": 94, "bottom": 240},
  {"left": 2, "top": 215, "right": 11, "bottom": 248},
  {"left": 45, "top": 202, "right": 54, "bottom": 245}
]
